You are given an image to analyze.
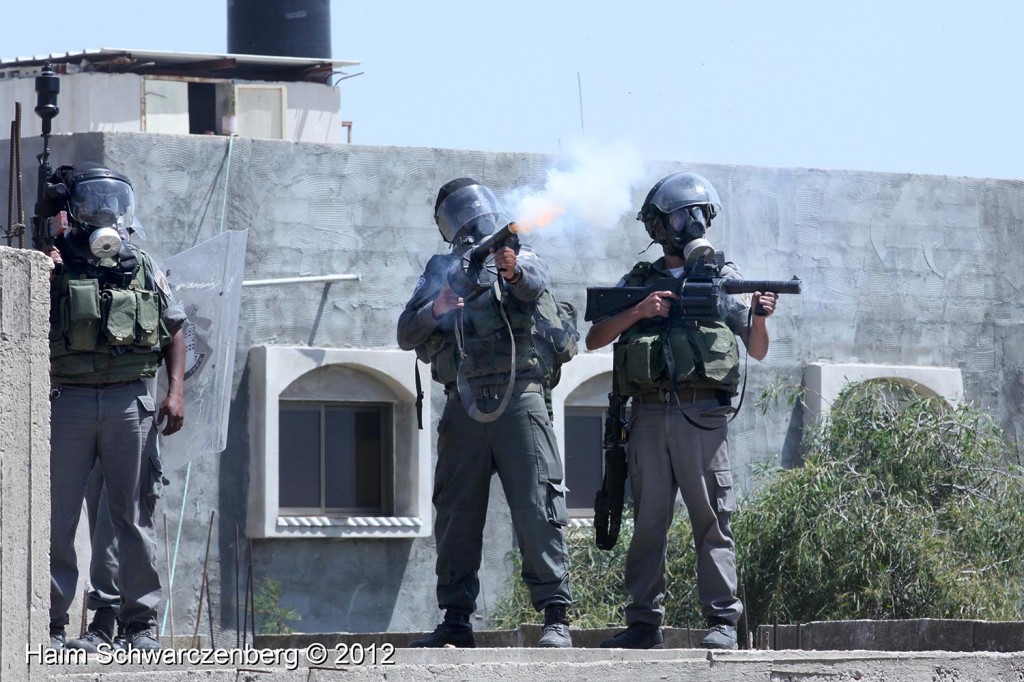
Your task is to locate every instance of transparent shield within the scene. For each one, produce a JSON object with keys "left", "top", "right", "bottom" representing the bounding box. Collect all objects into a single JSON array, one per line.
[
  {"left": 155, "top": 229, "right": 248, "bottom": 456},
  {"left": 435, "top": 184, "right": 508, "bottom": 242}
]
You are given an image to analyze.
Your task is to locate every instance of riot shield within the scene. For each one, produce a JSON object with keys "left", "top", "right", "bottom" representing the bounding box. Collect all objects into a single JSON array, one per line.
[{"left": 155, "top": 229, "right": 248, "bottom": 457}]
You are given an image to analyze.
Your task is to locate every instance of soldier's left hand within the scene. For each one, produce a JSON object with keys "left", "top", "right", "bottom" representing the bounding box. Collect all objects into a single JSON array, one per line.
[
  {"left": 494, "top": 246, "right": 518, "bottom": 280},
  {"left": 158, "top": 393, "right": 185, "bottom": 436},
  {"left": 753, "top": 292, "right": 777, "bottom": 317}
]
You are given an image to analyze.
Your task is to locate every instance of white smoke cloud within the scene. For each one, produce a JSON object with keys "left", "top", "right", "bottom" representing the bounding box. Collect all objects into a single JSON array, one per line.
[{"left": 504, "top": 139, "right": 653, "bottom": 235}]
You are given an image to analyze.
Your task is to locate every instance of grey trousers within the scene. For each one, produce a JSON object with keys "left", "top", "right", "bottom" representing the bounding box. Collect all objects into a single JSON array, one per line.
[
  {"left": 50, "top": 381, "right": 163, "bottom": 628},
  {"left": 84, "top": 463, "right": 120, "bottom": 612},
  {"left": 624, "top": 400, "right": 742, "bottom": 626},
  {"left": 433, "top": 390, "right": 572, "bottom": 615}
]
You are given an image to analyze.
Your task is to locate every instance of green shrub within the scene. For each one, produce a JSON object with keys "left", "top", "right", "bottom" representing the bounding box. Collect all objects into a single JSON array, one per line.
[
  {"left": 254, "top": 575, "right": 302, "bottom": 634},
  {"left": 489, "top": 511, "right": 707, "bottom": 630},
  {"left": 737, "top": 381, "right": 1024, "bottom": 627},
  {"left": 491, "top": 382, "right": 1024, "bottom": 631}
]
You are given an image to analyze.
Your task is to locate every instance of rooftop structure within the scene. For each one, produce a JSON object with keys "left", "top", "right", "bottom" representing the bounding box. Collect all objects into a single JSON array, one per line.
[{"left": 0, "top": 49, "right": 361, "bottom": 142}]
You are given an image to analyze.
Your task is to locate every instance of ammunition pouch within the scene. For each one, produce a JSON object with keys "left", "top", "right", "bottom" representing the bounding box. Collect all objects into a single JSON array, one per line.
[
  {"left": 614, "top": 320, "right": 739, "bottom": 397},
  {"left": 50, "top": 252, "right": 168, "bottom": 384}
]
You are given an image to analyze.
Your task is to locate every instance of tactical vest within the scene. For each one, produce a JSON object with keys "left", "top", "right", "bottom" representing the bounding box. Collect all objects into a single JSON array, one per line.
[
  {"left": 50, "top": 248, "right": 169, "bottom": 384},
  {"left": 614, "top": 262, "right": 741, "bottom": 396},
  {"left": 425, "top": 289, "right": 547, "bottom": 388}
]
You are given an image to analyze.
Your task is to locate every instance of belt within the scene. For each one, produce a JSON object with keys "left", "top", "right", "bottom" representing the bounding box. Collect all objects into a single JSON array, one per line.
[
  {"left": 446, "top": 380, "right": 545, "bottom": 401},
  {"left": 55, "top": 380, "right": 142, "bottom": 389},
  {"left": 634, "top": 388, "right": 723, "bottom": 404}
]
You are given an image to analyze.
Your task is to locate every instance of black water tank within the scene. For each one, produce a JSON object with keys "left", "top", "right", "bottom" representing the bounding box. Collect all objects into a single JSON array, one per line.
[{"left": 227, "top": 0, "right": 331, "bottom": 59}]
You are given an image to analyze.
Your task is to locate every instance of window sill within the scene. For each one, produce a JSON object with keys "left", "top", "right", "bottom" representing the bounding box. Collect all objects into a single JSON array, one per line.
[{"left": 268, "top": 515, "right": 427, "bottom": 539}]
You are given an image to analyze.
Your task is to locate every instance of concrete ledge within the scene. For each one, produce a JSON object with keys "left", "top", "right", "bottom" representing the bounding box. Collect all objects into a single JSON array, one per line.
[
  {"left": 255, "top": 625, "right": 723, "bottom": 650},
  {"left": 34, "top": 648, "right": 1024, "bottom": 681},
  {"left": 755, "top": 618, "right": 1024, "bottom": 652}
]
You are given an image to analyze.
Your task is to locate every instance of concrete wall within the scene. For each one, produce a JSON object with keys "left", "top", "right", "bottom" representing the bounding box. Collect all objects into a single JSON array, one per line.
[
  {"left": 0, "top": 247, "right": 51, "bottom": 682},
  {"left": 1, "top": 131, "right": 1022, "bottom": 642}
]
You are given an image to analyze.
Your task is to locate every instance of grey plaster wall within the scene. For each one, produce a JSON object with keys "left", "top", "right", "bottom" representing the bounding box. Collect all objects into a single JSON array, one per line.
[
  {"left": 2, "top": 131, "right": 1022, "bottom": 641},
  {"left": 0, "top": 247, "right": 52, "bottom": 681}
]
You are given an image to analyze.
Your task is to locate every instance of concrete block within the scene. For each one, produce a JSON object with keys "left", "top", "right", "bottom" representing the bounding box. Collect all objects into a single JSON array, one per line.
[
  {"left": 756, "top": 619, "right": 1024, "bottom": 653},
  {"left": 917, "top": 618, "right": 973, "bottom": 651},
  {"left": 973, "top": 621, "right": 1024, "bottom": 652},
  {"left": 0, "top": 247, "right": 52, "bottom": 682}
]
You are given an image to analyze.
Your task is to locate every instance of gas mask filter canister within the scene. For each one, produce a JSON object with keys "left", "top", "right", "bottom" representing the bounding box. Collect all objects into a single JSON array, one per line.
[{"left": 88, "top": 227, "right": 123, "bottom": 258}]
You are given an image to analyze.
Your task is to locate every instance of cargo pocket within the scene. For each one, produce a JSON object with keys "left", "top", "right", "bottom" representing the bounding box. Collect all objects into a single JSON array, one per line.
[
  {"left": 666, "top": 328, "right": 699, "bottom": 384},
  {"left": 135, "top": 290, "right": 160, "bottom": 347},
  {"left": 713, "top": 470, "right": 736, "bottom": 513},
  {"left": 697, "top": 325, "right": 740, "bottom": 385},
  {"left": 146, "top": 453, "right": 166, "bottom": 501},
  {"left": 104, "top": 289, "right": 137, "bottom": 346},
  {"left": 528, "top": 410, "right": 562, "bottom": 483},
  {"left": 614, "top": 336, "right": 665, "bottom": 395},
  {"left": 137, "top": 394, "right": 162, "bottom": 515},
  {"left": 544, "top": 481, "right": 569, "bottom": 527},
  {"left": 432, "top": 345, "right": 460, "bottom": 388},
  {"left": 67, "top": 278, "right": 101, "bottom": 350}
]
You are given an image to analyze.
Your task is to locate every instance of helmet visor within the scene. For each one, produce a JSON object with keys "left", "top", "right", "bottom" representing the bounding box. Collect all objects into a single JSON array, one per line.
[
  {"left": 69, "top": 178, "right": 136, "bottom": 230},
  {"left": 435, "top": 184, "right": 509, "bottom": 243},
  {"left": 649, "top": 173, "right": 721, "bottom": 218}
]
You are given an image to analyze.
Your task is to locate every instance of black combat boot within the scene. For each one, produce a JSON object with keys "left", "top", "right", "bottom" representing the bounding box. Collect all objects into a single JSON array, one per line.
[
  {"left": 67, "top": 606, "right": 116, "bottom": 653},
  {"left": 112, "top": 621, "right": 127, "bottom": 650},
  {"left": 701, "top": 617, "right": 738, "bottom": 650},
  {"left": 537, "top": 603, "right": 572, "bottom": 648},
  {"left": 600, "top": 621, "right": 665, "bottom": 649},
  {"left": 409, "top": 611, "right": 475, "bottom": 648},
  {"left": 49, "top": 625, "right": 66, "bottom": 650},
  {"left": 125, "top": 622, "right": 161, "bottom": 650}
]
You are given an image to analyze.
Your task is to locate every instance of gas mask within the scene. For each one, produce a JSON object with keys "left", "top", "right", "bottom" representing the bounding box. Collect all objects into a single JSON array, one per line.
[
  {"left": 68, "top": 176, "right": 136, "bottom": 259},
  {"left": 663, "top": 206, "right": 713, "bottom": 263},
  {"left": 452, "top": 214, "right": 500, "bottom": 253}
]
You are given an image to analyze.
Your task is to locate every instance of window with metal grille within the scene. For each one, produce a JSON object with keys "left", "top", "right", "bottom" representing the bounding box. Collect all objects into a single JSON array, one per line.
[{"left": 278, "top": 401, "right": 393, "bottom": 515}]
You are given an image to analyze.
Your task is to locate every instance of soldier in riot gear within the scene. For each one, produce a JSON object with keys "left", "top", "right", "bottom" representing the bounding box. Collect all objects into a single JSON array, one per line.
[
  {"left": 44, "top": 163, "right": 186, "bottom": 652},
  {"left": 397, "top": 177, "right": 574, "bottom": 648},
  {"left": 586, "top": 172, "right": 778, "bottom": 651}
]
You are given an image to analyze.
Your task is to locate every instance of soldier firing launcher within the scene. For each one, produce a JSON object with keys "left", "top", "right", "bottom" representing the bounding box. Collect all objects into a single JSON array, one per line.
[{"left": 585, "top": 255, "right": 802, "bottom": 322}]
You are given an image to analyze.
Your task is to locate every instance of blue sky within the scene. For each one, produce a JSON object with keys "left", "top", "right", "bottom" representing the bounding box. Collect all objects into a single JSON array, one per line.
[{"left": 3, "top": 0, "right": 1023, "bottom": 180}]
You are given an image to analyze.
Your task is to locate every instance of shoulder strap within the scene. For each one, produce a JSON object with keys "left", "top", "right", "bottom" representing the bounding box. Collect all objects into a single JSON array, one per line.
[
  {"left": 626, "top": 261, "right": 652, "bottom": 286},
  {"left": 414, "top": 358, "right": 425, "bottom": 430}
]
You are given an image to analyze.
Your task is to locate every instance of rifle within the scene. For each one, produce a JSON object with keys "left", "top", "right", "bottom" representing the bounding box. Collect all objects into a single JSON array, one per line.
[
  {"left": 446, "top": 222, "right": 523, "bottom": 298},
  {"left": 31, "top": 63, "right": 60, "bottom": 251},
  {"left": 585, "top": 255, "right": 802, "bottom": 322},
  {"left": 594, "top": 378, "right": 629, "bottom": 550}
]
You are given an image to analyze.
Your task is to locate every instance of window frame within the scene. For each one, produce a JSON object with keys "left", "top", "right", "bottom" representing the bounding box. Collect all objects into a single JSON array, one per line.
[
  {"left": 248, "top": 346, "right": 432, "bottom": 539},
  {"left": 550, "top": 353, "right": 615, "bottom": 524}
]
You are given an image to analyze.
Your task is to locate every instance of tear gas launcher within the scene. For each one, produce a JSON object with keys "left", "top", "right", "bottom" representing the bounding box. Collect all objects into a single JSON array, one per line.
[
  {"left": 32, "top": 63, "right": 60, "bottom": 251},
  {"left": 584, "top": 256, "right": 802, "bottom": 322},
  {"left": 446, "top": 222, "right": 523, "bottom": 298}
]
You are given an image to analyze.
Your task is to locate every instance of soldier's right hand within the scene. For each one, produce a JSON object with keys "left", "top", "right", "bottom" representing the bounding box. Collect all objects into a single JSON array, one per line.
[
  {"left": 636, "top": 290, "right": 677, "bottom": 319},
  {"left": 46, "top": 247, "right": 62, "bottom": 281},
  {"left": 432, "top": 285, "right": 464, "bottom": 318}
]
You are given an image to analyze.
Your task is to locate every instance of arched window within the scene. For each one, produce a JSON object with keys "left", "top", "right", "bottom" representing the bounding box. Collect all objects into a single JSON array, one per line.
[{"left": 249, "top": 346, "right": 433, "bottom": 539}]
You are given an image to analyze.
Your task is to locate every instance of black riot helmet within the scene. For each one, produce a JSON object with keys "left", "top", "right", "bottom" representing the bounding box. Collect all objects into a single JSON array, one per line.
[
  {"left": 637, "top": 172, "right": 721, "bottom": 254},
  {"left": 433, "top": 177, "right": 509, "bottom": 250},
  {"left": 49, "top": 163, "right": 139, "bottom": 258},
  {"left": 64, "top": 164, "right": 137, "bottom": 233}
]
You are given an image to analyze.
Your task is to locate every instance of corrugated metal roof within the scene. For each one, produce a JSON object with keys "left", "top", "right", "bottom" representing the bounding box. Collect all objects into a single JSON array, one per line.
[{"left": 0, "top": 48, "right": 360, "bottom": 84}]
